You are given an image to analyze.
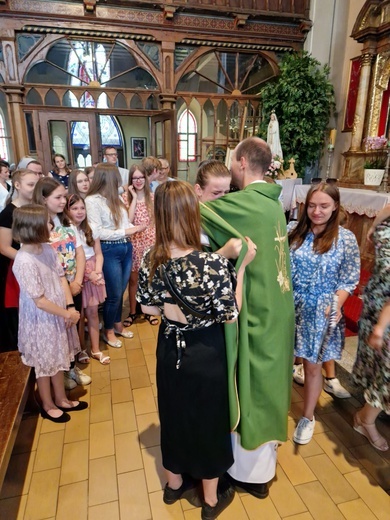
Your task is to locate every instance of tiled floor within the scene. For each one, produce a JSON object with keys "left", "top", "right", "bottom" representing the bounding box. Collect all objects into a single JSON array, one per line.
[{"left": 1, "top": 320, "right": 389, "bottom": 520}]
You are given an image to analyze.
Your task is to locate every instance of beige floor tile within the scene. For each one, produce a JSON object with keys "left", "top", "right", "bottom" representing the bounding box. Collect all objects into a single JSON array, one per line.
[
  {"left": 295, "top": 481, "right": 345, "bottom": 520},
  {"left": 141, "top": 445, "right": 165, "bottom": 492},
  {"left": 137, "top": 322, "right": 156, "bottom": 340},
  {"left": 40, "top": 416, "right": 67, "bottom": 434},
  {"left": 151, "top": 381, "right": 158, "bottom": 398},
  {"left": 89, "top": 456, "right": 118, "bottom": 507},
  {"left": 56, "top": 480, "right": 88, "bottom": 520},
  {"left": 108, "top": 344, "right": 128, "bottom": 360},
  {"left": 115, "top": 431, "right": 143, "bottom": 473},
  {"left": 89, "top": 420, "right": 115, "bottom": 459},
  {"left": 350, "top": 443, "right": 390, "bottom": 490},
  {"left": 141, "top": 338, "right": 158, "bottom": 356},
  {"left": 130, "top": 365, "right": 152, "bottom": 389},
  {"left": 269, "top": 466, "right": 307, "bottom": 518},
  {"left": 291, "top": 387, "right": 304, "bottom": 404},
  {"left": 281, "top": 513, "right": 313, "bottom": 520},
  {"left": 90, "top": 370, "right": 111, "bottom": 396},
  {"left": 149, "top": 490, "right": 185, "bottom": 519},
  {"left": 113, "top": 401, "right": 137, "bottom": 434},
  {"left": 144, "top": 354, "right": 156, "bottom": 376},
  {"left": 127, "top": 348, "right": 146, "bottom": 367},
  {"left": 320, "top": 412, "right": 368, "bottom": 448},
  {"left": 125, "top": 336, "right": 143, "bottom": 351},
  {"left": 277, "top": 441, "right": 317, "bottom": 486},
  {"left": 304, "top": 454, "right": 358, "bottom": 504},
  {"left": 60, "top": 439, "right": 89, "bottom": 485},
  {"left": 12, "top": 416, "right": 41, "bottom": 455},
  {"left": 33, "top": 430, "right": 64, "bottom": 472},
  {"left": 313, "top": 431, "right": 361, "bottom": 474},
  {"left": 118, "top": 470, "right": 152, "bottom": 520},
  {"left": 218, "top": 492, "right": 250, "bottom": 519},
  {"left": 110, "top": 358, "right": 130, "bottom": 380},
  {"left": 337, "top": 498, "right": 379, "bottom": 520},
  {"left": 89, "top": 500, "right": 120, "bottom": 520},
  {"left": 293, "top": 436, "right": 324, "bottom": 459},
  {"left": 133, "top": 387, "right": 157, "bottom": 415},
  {"left": 0, "top": 494, "right": 27, "bottom": 520},
  {"left": 345, "top": 469, "right": 390, "bottom": 520},
  {"left": 137, "top": 412, "right": 161, "bottom": 448},
  {"left": 24, "top": 468, "right": 60, "bottom": 520},
  {"left": 241, "top": 493, "right": 280, "bottom": 519},
  {"left": 90, "top": 353, "right": 111, "bottom": 373},
  {"left": 0, "top": 450, "right": 36, "bottom": 499},
  {"left": 90, "top": 393, "right": 113, "bottom": 423},
  {"left": 64, "top": 408, "right": 90, "bottom": 443},
  {"left": 111, "top": 378, "right": 133, "bottom": 403}
]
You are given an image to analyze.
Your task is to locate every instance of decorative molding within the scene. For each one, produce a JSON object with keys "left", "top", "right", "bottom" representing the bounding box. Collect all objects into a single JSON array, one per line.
[
  {"left": 181, "top": 39, "right": 291, "bottom": 52},
  {"left": 360, "top": 53, "right": 374, "bottom": 66},
  {"left": 84, "top": 0, "right": 98, "bottom": 14},
  {"left": 234, "top": 14, "right": 248, "bottom": 28},
  {"left": 22, "top": 25, "right": 156, "bottom": 42},
  {"left": 9, "top": 0, "right": 84, "bottom": 16},
  {"left": 163, "top": 5, "right": 176, "bottom": 20},
  {"left": 367, "top": 52, "right": 390, "bottom": 138}
]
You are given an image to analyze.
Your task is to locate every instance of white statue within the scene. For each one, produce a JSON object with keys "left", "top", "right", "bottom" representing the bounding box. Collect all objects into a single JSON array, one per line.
[{"left": 267, "top": 111, "right": 283, "bottom": 159}]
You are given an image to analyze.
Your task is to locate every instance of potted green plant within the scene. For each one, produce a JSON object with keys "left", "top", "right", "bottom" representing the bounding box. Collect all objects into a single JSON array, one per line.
[
  {"left": 259, "top": 51, "right": 335, "bottom": 178},
  {"left": 363, "top": 135, "right": 388, "bottom": 185}
]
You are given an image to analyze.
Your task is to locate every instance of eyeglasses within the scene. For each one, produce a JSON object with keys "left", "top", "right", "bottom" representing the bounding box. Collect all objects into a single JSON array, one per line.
[
  {"left": 311, "top": 178, "right": 338, "bottom": 185},
  {"left": 105, "top": 153, "right": 118, "bottom": 157},
  {"left": 133, "top": 177, "right": 145, "bottom": 181}
]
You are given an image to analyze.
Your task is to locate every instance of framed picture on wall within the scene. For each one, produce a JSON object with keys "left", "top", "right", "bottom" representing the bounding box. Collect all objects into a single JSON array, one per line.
[{"left": 131, "top": 137, "right": 146, "bottom": 159}]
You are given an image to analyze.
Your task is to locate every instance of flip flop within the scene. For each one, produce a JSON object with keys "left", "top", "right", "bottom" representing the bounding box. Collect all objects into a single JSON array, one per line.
[
  {"left": 77, "top": 350, "right": 90, "bottom": 364},
  {"left": 91, "top": 351, "right": 111, "bottom": 365},
  {"left": 144, "top": 314, "right": 159, "bottom": 326}
]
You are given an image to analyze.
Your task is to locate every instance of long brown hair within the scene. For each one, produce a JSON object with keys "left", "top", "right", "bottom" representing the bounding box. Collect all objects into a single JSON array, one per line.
[
  {"left": 87, "top": 163, "right": 126, "bottom": 228},
  {"left": 33, "top": 177, "right": 70, "bottom": 226},
  {"left": 52, "top": 154, "right": 71, "bottom": 175},
  {"left": 149, "top": 180, "right": 202, "bottom": 280},
  {"left": 68, "top": 169, "right": 89, "bottom": 197},
  {"left": 289, "top": 183, "right": 340, "bottom": 254},
  {"left": 128, "top": 164, "right": 154, "bottom": 220},
  {"left": 64, "top": 193, "right": 94, "bottom": 247}
]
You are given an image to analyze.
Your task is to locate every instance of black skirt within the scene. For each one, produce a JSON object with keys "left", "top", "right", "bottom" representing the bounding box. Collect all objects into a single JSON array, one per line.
[{"left": 156, "top": 320, "right": 233, "bottom": 480}]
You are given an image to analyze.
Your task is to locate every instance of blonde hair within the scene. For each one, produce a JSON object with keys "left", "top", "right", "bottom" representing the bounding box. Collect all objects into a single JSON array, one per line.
[
  {"left": 195, "top": 160, "right": 231, "bottom": 189},
  {"left": 6, "top": 168, "right": 39, "bottom": 205}
]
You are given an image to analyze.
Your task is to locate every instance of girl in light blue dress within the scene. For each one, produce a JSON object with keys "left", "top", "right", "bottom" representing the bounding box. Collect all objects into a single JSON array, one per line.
[{"left": 288, "top": 183, "right": 360, "bottom": 445}]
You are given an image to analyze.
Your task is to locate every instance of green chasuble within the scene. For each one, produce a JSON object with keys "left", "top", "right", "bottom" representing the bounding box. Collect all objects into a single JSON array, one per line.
[{"left": 201, "top": 182, "right": 295, "bottom": 450}]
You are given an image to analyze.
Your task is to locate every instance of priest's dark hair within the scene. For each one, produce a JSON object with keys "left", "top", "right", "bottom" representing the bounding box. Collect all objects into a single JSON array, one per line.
[
  {"left": 235, "top": 137, "right": 272, "bottom": 176},
  {"left": 288, "top": 183, "right": 340, "bottom": 254},
  {"left": 149, "top": 180, "right": 202, "bottom": 281}
]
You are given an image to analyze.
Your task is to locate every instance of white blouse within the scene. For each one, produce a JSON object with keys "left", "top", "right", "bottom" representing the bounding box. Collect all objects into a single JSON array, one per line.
[{"left": 85, "top": 194, "right": 131, "bottom": 241}]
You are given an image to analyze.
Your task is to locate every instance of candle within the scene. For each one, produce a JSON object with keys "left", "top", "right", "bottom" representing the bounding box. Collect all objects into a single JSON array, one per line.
[{"left": 329, "top": 129, "right": 337, "bottom": 146}]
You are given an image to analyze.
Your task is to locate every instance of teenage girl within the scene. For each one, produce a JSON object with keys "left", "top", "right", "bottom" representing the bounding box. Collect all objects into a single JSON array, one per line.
[
  {"left": 0, "top": 159, "right": 10, "bottom": 212},
  {"left": 0, "top": 168, "right": 39, "bottom": 351},
  {"left": 33, "top": 177, "right": 91, "bottom": 387},
  {"left": 48, "top": 153, "right": 72, "bottom": 189},
  {"left": 12, "top": 204, "right": 87, "bottom": 423},
  {"left": 85, "top": 163, "right": 146, "bottom": 348},
  {"left": 124, "top": 164, "right": 156, "bottom": 327},
  {"left": 68, "top": 169, "right": 90, "bottom": 199},
  {"left": 65, "top": 194, "right": 109, "bottom": 365}
]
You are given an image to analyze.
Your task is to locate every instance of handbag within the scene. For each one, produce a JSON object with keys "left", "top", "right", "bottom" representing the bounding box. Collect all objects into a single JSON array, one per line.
[{"left": 159, "top": 264, "right": 209, "bottom": 319}]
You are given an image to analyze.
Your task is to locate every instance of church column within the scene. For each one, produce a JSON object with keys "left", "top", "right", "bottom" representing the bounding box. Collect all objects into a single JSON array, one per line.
[
  {"left": 350, "top": 52, "right": 374, "bottom": 151},
  {"left": 2, "top": 85, "right": 28, "bottom": 161}
]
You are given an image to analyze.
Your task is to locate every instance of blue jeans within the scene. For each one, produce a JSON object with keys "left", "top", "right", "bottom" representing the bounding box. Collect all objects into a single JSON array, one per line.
[{"left": 101, "top": 241, "right": 132, "bottom": 330}]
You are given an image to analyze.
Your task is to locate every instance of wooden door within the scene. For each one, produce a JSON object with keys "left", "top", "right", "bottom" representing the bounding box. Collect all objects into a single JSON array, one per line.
[{"left": 150, "top": 110, "right": 177, "bottom": 175}]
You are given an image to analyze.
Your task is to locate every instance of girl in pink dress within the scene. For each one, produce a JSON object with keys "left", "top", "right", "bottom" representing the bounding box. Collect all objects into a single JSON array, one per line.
[
  {"left": 65, "top": 194, "right": 109, "bottom": 365},
  {"left": 124, "top": 164, "right": 156, "bottom": 327},
  {"left": 12, "top": 204, "right": 87, "bottom": 423}
]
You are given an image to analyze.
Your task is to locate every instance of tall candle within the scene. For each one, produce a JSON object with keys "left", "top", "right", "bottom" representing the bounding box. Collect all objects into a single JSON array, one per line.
[{"left": 329, "top": 128, "right": 337, "bottom": 146}]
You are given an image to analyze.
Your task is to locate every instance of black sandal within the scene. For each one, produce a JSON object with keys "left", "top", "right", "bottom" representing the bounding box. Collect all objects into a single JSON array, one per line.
[
  {"left": 123, "top": 313, "right": 137, "bottom": 327},
  {"left": 144, "top": 314, "right": 159, "bottom": 326}
]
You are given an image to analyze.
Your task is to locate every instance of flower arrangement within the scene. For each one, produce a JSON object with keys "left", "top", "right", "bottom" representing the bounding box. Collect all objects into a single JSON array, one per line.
[
  {"left": 266, "top": 154, "right": 283, "bottom": 178},
  {"left": 363, "top": 135, "right": 388, "bottom": 169}
]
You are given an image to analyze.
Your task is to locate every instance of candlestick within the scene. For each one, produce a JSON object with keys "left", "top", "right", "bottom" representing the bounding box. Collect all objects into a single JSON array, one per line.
[{"left": 329, "top": 128, "right": 337, "bottom": 146}]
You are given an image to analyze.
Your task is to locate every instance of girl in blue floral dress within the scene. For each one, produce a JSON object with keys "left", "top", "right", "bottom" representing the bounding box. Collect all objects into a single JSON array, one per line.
[
  {"left": 353, "top": 207, "right": 390, "bottom": 452},
  {"left": 288, "top": 183, "right": 360, "bottom": 445}
]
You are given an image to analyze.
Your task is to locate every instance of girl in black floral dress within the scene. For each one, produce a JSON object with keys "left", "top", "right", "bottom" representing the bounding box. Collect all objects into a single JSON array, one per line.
[{"left": 137, "top": 180, "right": 255, "bottom": 520}]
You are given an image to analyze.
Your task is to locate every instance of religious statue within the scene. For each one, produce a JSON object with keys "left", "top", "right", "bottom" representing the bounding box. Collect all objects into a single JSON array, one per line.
[{"left": 267, "top": 111, "right": 283, "bottom": 159}]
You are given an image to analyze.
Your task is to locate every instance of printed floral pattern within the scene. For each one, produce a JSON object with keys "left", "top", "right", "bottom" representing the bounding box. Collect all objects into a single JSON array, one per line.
[
  {"left": 131, "top": 199, "right": 156, "bottom": 272},
  {"left": 288, "top": 223, "right": 360, "bottom": 363},
  {"left": 353, "top": 218, "right": 390, "bottom": 412}
]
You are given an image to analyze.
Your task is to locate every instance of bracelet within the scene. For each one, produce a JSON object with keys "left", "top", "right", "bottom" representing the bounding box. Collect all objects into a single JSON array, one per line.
[{"left": 66, "top": 304, "right": 75, "bottom": 309}]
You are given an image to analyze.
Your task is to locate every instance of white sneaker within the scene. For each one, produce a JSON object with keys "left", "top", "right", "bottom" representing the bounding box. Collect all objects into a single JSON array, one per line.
[
  {"left": 68, "top": 366, "right": 92, "bottom": 386},
  {"left": 293, "top": 364, "right": 305, "bottom": 385},
  {"left": 64, "top": 371, "right": 77, "bottom": 390},
  {"left": 293, "top": 416, "right": 315, "bottom": 445},
  {"left": 324, "top": 378, "right": 351, "bottom": 398}
]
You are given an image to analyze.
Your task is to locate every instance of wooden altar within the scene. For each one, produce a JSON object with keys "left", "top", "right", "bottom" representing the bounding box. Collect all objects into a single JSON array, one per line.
[{"left": 292, "top": 185, "right": 390, "bottom": 271}]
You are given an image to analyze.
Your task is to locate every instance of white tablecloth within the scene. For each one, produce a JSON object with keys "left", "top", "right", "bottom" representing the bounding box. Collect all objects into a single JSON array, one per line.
[
  {"left": 276, "top": 178, "right": 302, "bottom": 212},
  {"left": 292, "top": 185, "right": 390, "bottom": 218}
]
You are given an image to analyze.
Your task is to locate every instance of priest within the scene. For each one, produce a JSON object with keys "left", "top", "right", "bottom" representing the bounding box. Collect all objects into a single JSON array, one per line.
[{"left": 200, "top": 137, "right": 295, "bottom": 498}]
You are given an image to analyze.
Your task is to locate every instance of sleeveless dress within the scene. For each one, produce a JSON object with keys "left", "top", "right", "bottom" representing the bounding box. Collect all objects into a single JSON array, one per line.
[
  {"left": 137, "top": 250, "right": 237, "bottom": 479},
  {"left": 353, "top": 217, "right": 390, "bottom": 413},
  {"left": 130, "top": 197, "right": 155, "bottom": 272}
]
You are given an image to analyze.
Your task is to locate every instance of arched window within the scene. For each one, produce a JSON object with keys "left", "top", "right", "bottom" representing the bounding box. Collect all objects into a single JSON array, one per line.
[
  {"left": 0, "top": 112, "right": 9, "bottom": 161},
  {"left": 178, "top": 109, "right": 197, "bottom": 162}
]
